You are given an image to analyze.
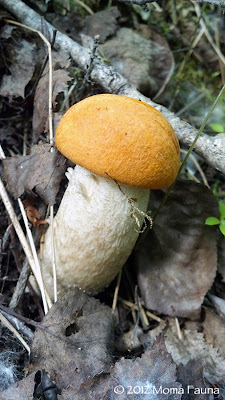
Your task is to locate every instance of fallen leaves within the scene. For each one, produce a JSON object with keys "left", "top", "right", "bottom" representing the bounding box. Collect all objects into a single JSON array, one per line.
[
  {"left": 32, "top": 51, "right": 72, "bottom": 142},
  {"left": 3, "top": 142, "right": 66, "bottom": 205},
  {"left": 165, "top": 317, "right": 225, "bottom": 385},
  {"left": 99, "top": 26, "right": 174, "bottom": 98},
  {"left": 0, "top": 32, "right": 37, "bottom": 99},
  {"left": 135, "top": 180, "right": 219, "bottom": 320},
  {"left": 29, "top": 289, "right": 114, "bottom": 390},
  {"left": 0, "top": 291, "right": 181, "bottom": 400}
]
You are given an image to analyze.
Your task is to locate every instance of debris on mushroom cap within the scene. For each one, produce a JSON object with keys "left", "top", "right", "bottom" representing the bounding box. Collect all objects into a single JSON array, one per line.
[{"left": 55, "top": 94, "right": 180, "bottom": 189}]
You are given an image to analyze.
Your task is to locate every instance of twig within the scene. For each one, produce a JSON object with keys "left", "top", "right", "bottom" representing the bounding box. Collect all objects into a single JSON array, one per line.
[
  {"left": 0, "top": 309, "right": 34, "bottom": 342},
  {"left": 118, "top": 0, "right": 154, "bottom": 5},
  {"left": 0, "top": 311, "right": 30, "bottom": 353},
  {"left": 75, "top": 34, "right": 100, "bottom": 101},
  {"left": 4, "top": 18, "right": 57, "bottom": 303},
  {"left": 1, "top": 0, "right": 225, "bottom": 175},
  {"left": 175, "top": 317, "right": 183, "bottom": 340},
  {"left": 112, "top": 270, "right": 122, "bottom": 313},
  {"left": 194, "top": 0, "right": 225, "bottom": 6},
  {"left": 0, "top": 176, "right": 49, "bottom": 314},
  {"left": 118, "top": 296, "right": 162, "bottom": 322},
  {"left": 74, "top": 0, "right": 94, "bottom": 15},
  {"left": 180, "top": 149, "right": 209, "bottom": 188},
  {"left": 18, "top": 199, "right": 51, "bottom": 313},
  {"left": 9, "top": 260, "right": 30, "bottom": 310},
  {"left": 193, "top": 2, "right": 225, "bottom": 66}
]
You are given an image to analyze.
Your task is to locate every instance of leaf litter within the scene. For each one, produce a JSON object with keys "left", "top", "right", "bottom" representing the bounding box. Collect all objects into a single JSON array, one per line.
[
  {"left": 3, "top": 142, "right": 66, "bottom": 205},
  {"left": 0, "top": 3, "right": 225, "bottom": 399}
]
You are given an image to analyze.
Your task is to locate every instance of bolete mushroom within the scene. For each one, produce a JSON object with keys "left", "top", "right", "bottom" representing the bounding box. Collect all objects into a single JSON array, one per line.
[{"left": 40, "top": 94, "right": 180, "bottom": 299}]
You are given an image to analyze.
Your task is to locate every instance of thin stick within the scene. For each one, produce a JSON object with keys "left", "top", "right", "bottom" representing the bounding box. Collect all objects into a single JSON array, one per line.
[
  {"left": 175, "top": 317, "right": 183, "bottom": 340},
  {"left": 118, "top": 296, "right": 162, "bottom": 322},
  {"left": 193, "top": 2, "right": 225, "bottom": 66},
  {"left": 0, "top": 311, "right": 30, "bottom": 353},
  {"left": 180, "top": 149, "right": 209, "bottom": 188},
  {"left": 5, "top": 19, "right": 57, "bottom": 302},
  {"left": 112, "top": 270, "right": 122, "bottom": 313},
  {"left": 4, "top": 19, "right": 53, "bottom": 145},
  {"left": 18, "top": 199, "right": 52, "bottom": 313}
]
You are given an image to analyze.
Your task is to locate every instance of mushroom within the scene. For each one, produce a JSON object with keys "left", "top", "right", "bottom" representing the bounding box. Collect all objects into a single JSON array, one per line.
[{"left": 40, "top": 94, "right": 180, "bottom": 299}]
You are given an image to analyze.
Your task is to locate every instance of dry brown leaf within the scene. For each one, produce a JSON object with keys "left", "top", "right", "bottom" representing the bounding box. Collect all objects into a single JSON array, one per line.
[
  {"left": 176, "top": 361, "right": 210, "bottom": 400},
  {"left": 99, "top": 27, "right": 174, "bottom": 98},
  {"left": 135, "top": 180, "right": 218, "bottom": 320},
  {"left": 165, "top": 318, "right": 225, "bottom": 385},
  {"left": 0, "top": 371, "right": 35, "bottom": 400},
  {"left": 82, "top": 7, "right": 121, "bottom": 43},
  {"left": 218, "top": 236, "right": 225, "bottom": 281},
  {"left": 3, "top": 142, "right": 66, "bottom": 205},
  {"left": 0, "top": 37, "right": 37, "bottom": 98},
  {"left": 29, "top": 289, "right": 114, "bottom": 391},
  {"left": 22, "top": 197, "right": 47, "bottom": 227},
  {"left": 32, "top": 51, "right": 71, "bottom": 142},
  {"left": 0, "top": 126, "right": 18, "bottom": 146},
  {"left": 109, "top": 336, "right": 181, "bottom": 400},
  {"left": 203, "top": 308, "right": 225, "bottom": 358},
  {"left": 59, "top": 336, "right": 181, "bottom": 400}
]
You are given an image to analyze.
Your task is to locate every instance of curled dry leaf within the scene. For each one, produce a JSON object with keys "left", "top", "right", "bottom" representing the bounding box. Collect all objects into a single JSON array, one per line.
[
  {"left": 99, "top": 27, "right": 174, "bottom": 98},
  {"left": 22, "top": 197, "right": 47, "bottom": 227},
  {"left": 3, "top": 142, "right": 66, "bottom": 205},
  {"left": 165, "top": 318, "right": 225, "bottom": 385},
  {"left": 135, "top": 180, "right": 219, "bottom": 320}
]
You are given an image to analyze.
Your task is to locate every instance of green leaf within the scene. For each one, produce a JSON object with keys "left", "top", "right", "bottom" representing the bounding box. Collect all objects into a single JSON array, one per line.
[
  {"left": 205, "top": 217, "right": 220, "bottom": 225},
  {"left": 219, "top": 224, "right": 225, "bottom": 236},
  {"left": 219, "top": 201, "right": 225, "bottom": 219},
  {"left": 209, "top": 123, "right": 224, "bottom": 133}
]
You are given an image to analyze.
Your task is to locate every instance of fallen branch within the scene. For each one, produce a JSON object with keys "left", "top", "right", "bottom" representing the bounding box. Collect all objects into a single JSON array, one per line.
[
  {"left": 0, "top": 0, "right": 225, "bottom": 176},
  {"left": 194, "top": 0, "right": 225, "bottom": 6}
]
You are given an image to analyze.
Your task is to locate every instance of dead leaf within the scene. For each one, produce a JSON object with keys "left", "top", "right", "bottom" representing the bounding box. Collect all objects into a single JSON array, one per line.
[
  {"left": 32, "top": 68, "right": 72, "bottom": 142},
  {"left": 59, "top": 336, "right": 181, "bottom": 400},
  {"left": 218, "top": 235, "right": 225, "bottom": 281},
  {"left": 208, "top": 293, "right": 225, "bottom": 318},
  {"left": 3, "top": 142, "right": 66, "bottom": 205},
  {"left": 82, "top": 7, "right": 121, "bottom": 43},
  {"left": 203, "top": 308, "right": 225, "bottom": 358},
  {"left": 0, "top": 38, "right": 37, "bottom": 98},
  {"left": 165, "top": 318, "right": 225, "bottom": 385},
  {"left": 135, "top": 180, "right": 218, "bottom": 320},
  {"left": 0, "top": 371, "right": 35, "bottom": 400},
  {"left": 99, "top": 27, "right": 174, "bottom": 98},
  {"left": 22, "top": 197, "right": 47, "bottom": 227},
  {"left": 0, "top": 126, "right": 18, "bottom": 146},
  {"left": 29, "top": 289, "right": 114, "bottom": 391},
  {"left": 176, "top": 360, "right": 210, "bottom": 400},
  {"left": 109, "top": 336, "right": 182, "bottom": 400}
]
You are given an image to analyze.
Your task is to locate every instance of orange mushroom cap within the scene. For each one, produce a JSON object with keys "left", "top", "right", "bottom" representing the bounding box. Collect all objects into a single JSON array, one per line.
[{"left": 55, "top": 94, "right": 180, "bottom": 189}]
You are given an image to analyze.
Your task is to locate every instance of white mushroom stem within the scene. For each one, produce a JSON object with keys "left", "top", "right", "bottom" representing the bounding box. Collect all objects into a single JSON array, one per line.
[{"left": 40, "top": 165, "right": 150, "bottom": 299}]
